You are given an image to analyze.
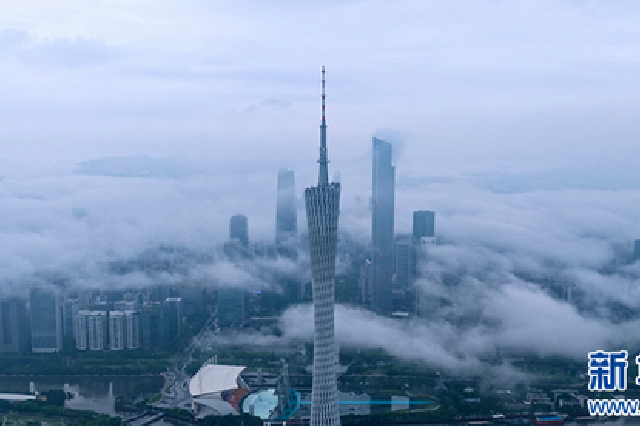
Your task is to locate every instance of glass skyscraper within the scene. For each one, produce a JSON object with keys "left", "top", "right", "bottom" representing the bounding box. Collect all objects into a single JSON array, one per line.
[
  {"left": 229, "top": 214, "right": 249, "bottom": 247},
  {"left": 30, "top": 287, "right": 63, "bottom": 353},
  {"left": 276, "top": 169, "right": 297, "bottom": 245},
  {"left": 413, "top": 210, "right": 436, "bottom": 242},
  {"left": 0, "top": 297, "right": 29, "bottom": 353},
  {"left": 371, "top": 137, "right": 395, "bottom": 313}
]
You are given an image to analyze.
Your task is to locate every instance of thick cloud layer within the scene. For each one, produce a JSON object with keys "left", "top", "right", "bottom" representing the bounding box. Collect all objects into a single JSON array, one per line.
[
  {"left": 2, "top": 158, "right": 639, "bottom": 382},
  {"left": 282, "top": 179, "right": 640, "bottom": 376},
  {"left": 2, "top": 1, "right": 640, "bottom": 380},
  {"left": 0, "top": 170, "right": 307, "bottom": 295}
]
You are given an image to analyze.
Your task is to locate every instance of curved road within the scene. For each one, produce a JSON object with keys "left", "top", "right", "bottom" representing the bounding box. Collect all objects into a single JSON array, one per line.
[{"left": 154, "top": 307, "right": 219, "bottom": 411}]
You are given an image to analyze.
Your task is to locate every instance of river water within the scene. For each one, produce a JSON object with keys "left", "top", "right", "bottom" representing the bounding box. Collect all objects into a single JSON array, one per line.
[{"left": 0, "top": 376, "right": 164, "bottom": 416}]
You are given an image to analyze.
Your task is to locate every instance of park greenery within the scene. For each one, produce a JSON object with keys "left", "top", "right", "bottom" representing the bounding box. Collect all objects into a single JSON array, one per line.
[
  {"left": 0, "top": 390, "right": 123, "bottom": 426},
  {"left": 162, "top": 407, "right": 194, "bottom": 422},
  {"left": 201, "top": 414, "right": 263, "bottom": 425},
  {"left": 0, "top": 350, "right": 171, "bottom": 376}
]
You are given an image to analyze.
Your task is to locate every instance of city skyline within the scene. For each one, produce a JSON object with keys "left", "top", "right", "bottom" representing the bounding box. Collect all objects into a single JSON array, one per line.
[{"left": 1, "top": 2, "right": 640, "bottom": 403}]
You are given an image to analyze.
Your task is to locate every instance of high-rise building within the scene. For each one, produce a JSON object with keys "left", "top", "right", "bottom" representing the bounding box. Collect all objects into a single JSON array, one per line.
[
  {"left": 88, "top": 311, "right": 107, "bottom": 351},
  {"left": 227, "top": 214, "right": 252, "bottom": 260},
  {"left": 305, "top": 66, "right": 341, "bottom": 426},
  {"left": 114, "top": 300, "right": 137, "bottom": 311},
  {"left": 223, "top": 239, "right": 251, "bottom": 261},
  {"left": 217, "top": 288, "right": 245, "bottom": 328},
  {"left": 109, "top": 311, "right": 126, "bottom": 350},
  {"left": 395, "top": 236, "right": 412, "bottom": 291},
  {"left": 371, "top": 137, "right": 395, "bottom": 313},
  {"left": 125, "top": 311, "right": 141, "bottom": 349},
  {"left": 413, "top": 209, "right": 436, "bottom": 271},
  {"left": 229, "top": 214, "right": 249, "bottom": 247},
  {"left": 359, "top": 260, "right": 372, "bottom": 304},
  {"left": 276, "top": 169, "right": 297, "bottom": 245},
  {"left": 413, "top": 210, "right": 435, "bottom": 243},
  {"left": 76, "top": 310, "right": 89, "bottom": 350},
  {"left": 30, "top": 287, "right": 63, "bottom": 353},
  {"left": 142, "top": 302, "right": 164, "bottom": 351},
  {"left": 411, "top": 211, "right": 436, "bottom": 286},
  {"left": 0, "top": 297, "right": 29, "bottom": 353},
  {"left": 176, "top": 286, "right": 206, "bottom": 319},
  {"left": 394, "top": 236, "right": 413, "bottom": 312},
  {"left": 415, "top": 237, "right": 437, "bottom": 318},
  {"left": 635, "top": 239, "right": 640, "bottom": 262},
  {"left": 164, "top": 297, "right": 183, "bottom": 338},
  {"left": 65, "top": 298, "right": 79, "bottom": 339},
  {"left": 123, "top": 292, "right": 142, "bottom": 304}
]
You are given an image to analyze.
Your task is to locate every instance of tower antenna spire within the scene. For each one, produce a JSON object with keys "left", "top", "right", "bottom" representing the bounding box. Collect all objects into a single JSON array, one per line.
[{"left": 318, "top": 66, "right": 329, "bottom": 186}]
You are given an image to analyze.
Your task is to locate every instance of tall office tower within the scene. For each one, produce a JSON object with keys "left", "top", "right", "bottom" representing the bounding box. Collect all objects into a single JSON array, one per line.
[
  {"left": 276, "top": 169, "right": 297, "bottom": 245},
  {"left": 76, "top": 310, "right": 89, "bottom": 350},
  {"left": 164, "top": 297, "right": 183, "bottom": 337},
  {"left": 359, "top": 259, "right": 372, "bottom": 304},
  {"left": 635, "top": 239, "right": 640, "bottom": 262},
  {"left": 415, "top": 237, "right": 437, "bottom": 318},
  {"left": 224, "top": 239, "right": 252, "bottom": 261},
  {"left": 0, "top": 297, "right": 29, "bottom": 353},
  {"left": 30, "top": 287, "right": 63, "bottom": 353},
  {"left": 305, "top": 66, "right": 341, "bottom": 426},
  {"left": 142, "top": 302, "right": 165, "bottom": 351},
  {"left": 88, "top": 311, "right": 107, "bottom": 351},
  {"left": 229, "top": 214, "right": 249, "bottom": 247},
  {"left": 413, "top": 210, "right": 435, "bottom": 243},
  {"left": 217, "top": 288, "right": 245, "bottom": 328},
  {"left": 65, "top": 299, "right": 79, "bottom": 338},
  {"left": 412, "top": 211, "right": 436, "bottom": 283},
  {"left": 371, "top": 137, "right": 395, "bottom": 313},
  {"left": 176, "top": 286, "right": 206, "bottom": 318},
  {"left": 109, "top": 311, "right": 126, "bottom": 350},
  {"left": 125, "top": 311, "right": 141, "bottom": 349},
  {"left": 395, "top": 236, "right": 412, "bottom": 290},
  {"left": 275, "top": 169, "right": 302, "bottom": 293},
  {"left": 394, "top": 236, "right": 413, "bottom": 312}
]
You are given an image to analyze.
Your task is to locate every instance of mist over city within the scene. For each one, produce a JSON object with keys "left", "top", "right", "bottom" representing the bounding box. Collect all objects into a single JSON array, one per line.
[{"left": 1, "top": 1, "right": 640, "bottom": 425}]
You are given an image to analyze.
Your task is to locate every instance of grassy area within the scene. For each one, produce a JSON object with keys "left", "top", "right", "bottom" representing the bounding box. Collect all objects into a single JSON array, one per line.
[
  {"left": 0, "top": 351, "right": 171, "bottom": 376},
  {"left": 148, "top": 393, "right": 162, "bottom": 403},
  {"left": 5, "top": 413, "right": 66, "bottom": 425}
]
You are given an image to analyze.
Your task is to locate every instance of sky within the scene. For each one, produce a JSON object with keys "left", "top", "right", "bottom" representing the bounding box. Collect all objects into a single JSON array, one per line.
[
  {"left": 1, "top": 0, "right": 640, "bottom": 176},
  {"left": 2, "top": 1, "right": 640, "bottom": 378}
]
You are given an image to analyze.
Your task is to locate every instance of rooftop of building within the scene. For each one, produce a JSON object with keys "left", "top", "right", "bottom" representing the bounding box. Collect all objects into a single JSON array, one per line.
[{"left": 189, "top": 364, "right": 246, "bottom": 398}]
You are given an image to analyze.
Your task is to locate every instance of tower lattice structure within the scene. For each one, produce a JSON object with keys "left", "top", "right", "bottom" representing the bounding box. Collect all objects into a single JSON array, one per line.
[{"left": 305, "top": 66, "right": 341, "bottom": 426}]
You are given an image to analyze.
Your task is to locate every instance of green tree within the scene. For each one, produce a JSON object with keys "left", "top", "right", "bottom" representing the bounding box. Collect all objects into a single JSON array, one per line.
[{"left": 201, "top": 414, "right": 262, "bottom": 425}]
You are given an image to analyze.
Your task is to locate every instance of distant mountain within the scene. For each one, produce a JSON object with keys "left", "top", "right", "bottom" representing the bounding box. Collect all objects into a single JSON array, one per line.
[{"left": 76, "top": 155, "right": 190, "bottom": 178}]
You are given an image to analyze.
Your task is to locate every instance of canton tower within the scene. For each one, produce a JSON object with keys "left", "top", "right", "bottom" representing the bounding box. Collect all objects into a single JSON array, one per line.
[{"left": 305, "top": 66, "right": 341, "bottom": 426}]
